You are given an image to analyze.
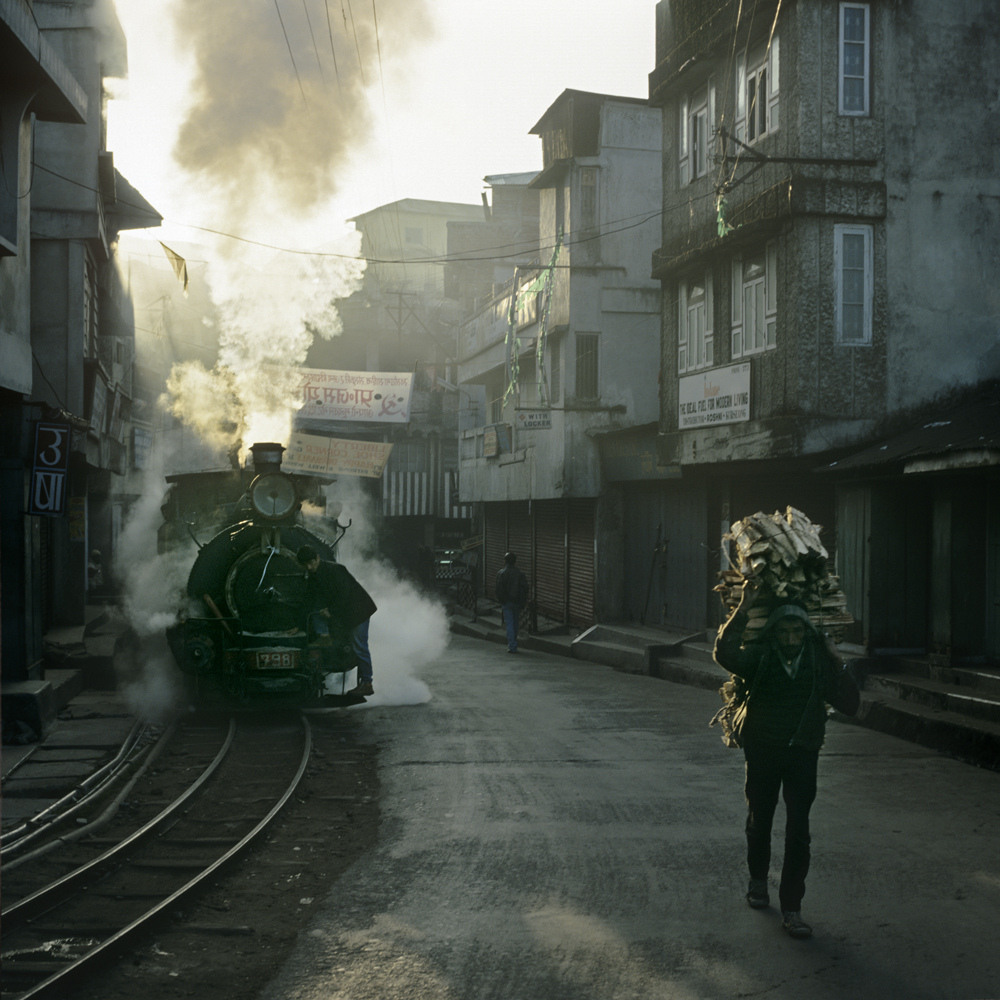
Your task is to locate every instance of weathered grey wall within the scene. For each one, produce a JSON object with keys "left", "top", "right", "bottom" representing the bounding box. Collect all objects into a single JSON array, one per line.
[
  {"left": 0, "top": 117, "right": 34, "bottom": 395},
  {"left": 657, "top": 0, "right": 999, "bottom": 464},
  {"left": 30, "top": 239, "right": 88, "bottom": 417},
  {"left": 880, "top": 0, "right": 1000, "bottom": 409}
]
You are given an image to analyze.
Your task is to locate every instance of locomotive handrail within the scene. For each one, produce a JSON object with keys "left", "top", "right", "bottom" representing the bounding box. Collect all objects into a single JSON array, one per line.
[
  {"left": 255, "top": 543, "right": 280, "bottom": 592},
  {"left": 184, "top": 518, "right": 205, "bottom": 549},
  {"left": 330, "top": 518, "right": 352, "bottom": 548}
]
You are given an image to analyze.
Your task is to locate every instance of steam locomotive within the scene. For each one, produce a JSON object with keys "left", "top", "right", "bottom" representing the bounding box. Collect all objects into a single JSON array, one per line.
[{"left": 163, "top": 442, "right": 362, "bottom": 705}]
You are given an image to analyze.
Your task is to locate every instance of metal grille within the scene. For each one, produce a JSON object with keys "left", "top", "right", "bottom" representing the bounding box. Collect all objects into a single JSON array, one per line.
[
  {"left": 382, "top": 471, "right": 430, "bottom": 516},
  {"left": 575, "top": 333, "right": 599, "bottom": 399},
  {"left": 534, "top": 500, "right": 567, "bottom": 623},
  {"left": 567, "top": 499, "right": 596, "bottom": 627}
]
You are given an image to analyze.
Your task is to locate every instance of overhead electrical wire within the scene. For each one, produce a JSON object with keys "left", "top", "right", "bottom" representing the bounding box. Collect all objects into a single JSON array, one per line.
[
  {"left": 323, "top": 0, "right": 342, "bottom": 88},
  {"left": 273, "top": 0, "right": 308, "bottom": 105},
  {"left": 33, "top": 159, "right": 721, "bottom": 268},
  {"left": 301, "top": 0, "right": 327, "bottom": 90}
]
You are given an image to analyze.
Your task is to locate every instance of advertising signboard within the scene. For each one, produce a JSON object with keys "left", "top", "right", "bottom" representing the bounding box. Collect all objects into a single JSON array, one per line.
[
  {"left": 678, "top": 363, "right": 751, "bottom": 429},
  {"left": 298, "top": 368, "right": 414, "bottom": 423},
  {"left": 284, "top": 431, "right": 393, "bottom": 478}
]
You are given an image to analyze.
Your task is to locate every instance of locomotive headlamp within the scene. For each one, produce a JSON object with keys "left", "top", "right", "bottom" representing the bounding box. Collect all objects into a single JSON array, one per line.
[{"left": 249, "top": 472, "right": 298, "bottom": 520}]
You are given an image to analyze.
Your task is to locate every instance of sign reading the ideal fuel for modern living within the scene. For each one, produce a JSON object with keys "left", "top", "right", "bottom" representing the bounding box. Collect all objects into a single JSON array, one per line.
[{"left": 678, "top": 363, "right": 751, "bottom": 429}]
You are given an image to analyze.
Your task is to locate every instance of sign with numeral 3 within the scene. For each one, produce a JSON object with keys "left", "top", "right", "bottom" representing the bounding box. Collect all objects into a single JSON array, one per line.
[{"left": 29, "top": 422, "right": 71, "bottom": 516}]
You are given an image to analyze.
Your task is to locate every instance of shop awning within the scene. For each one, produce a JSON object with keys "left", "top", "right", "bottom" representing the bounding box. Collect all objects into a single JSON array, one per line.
[{"left": 820, "top": 385, "right": 1000, "bottom": 475}]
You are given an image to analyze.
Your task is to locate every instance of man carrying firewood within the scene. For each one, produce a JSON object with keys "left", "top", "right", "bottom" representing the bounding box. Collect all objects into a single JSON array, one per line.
[{"left": 714, "top": 577, "right": 860, "bottom": 940}]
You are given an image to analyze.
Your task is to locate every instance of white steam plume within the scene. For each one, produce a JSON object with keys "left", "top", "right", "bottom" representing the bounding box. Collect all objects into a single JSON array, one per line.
[
  {"left": 162, "top": 249, "right": 364, "bottom": 459},
  {"left": 113, "top": 441, "right": 200, "bottom": 722},
  {"left": 304, "top": 478, "right": 447, "bottom": 707},
  {"left": 171, "top": 0, "right": 432, "bottom": 227}
]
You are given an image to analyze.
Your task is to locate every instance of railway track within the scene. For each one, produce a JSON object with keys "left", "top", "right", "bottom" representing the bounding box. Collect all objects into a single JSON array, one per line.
[{"left": 1, "top": 712, "right": 313, "bottom": 1000}]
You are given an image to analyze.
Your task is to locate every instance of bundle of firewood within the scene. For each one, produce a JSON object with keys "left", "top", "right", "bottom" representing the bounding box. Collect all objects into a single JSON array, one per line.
[{"left": 714, "top": 507, "right": 854, "bottom": 641}]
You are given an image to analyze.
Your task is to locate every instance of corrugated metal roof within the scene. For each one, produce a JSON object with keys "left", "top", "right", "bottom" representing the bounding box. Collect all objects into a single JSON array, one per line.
[{"left": 821, "top": 384, "right": 1000, "bottom": 474}]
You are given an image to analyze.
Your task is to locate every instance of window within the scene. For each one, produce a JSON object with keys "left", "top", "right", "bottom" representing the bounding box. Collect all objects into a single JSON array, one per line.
[
  {"left": 679, "top": 81, "right": 716, "bottom": 184},
  {"left": 575, "top": 333, "right": 599, "bottom": 399},
  {"left": 736, "top": 35, "right": 779, "bottom": 144},
  {"left": 486, "top": 370, "right": 506, "bottom": 423},
  {"left": 835, "top": 224, "right": 873, "bottom": 345},
  {"left": 678, "top": 272, "right": 713, "bottom": 373},
  {"left": 839, "top": 4, "right": 870, "bottom": 115},
  {"left": 731, "top": 241, "right": 777, "bottom": 357},
  {"left": 578, "top": 167, "right": 600, "bottom": 260},
  {"left": 83, "top": 259, "right": 99, "bottom": 360},
  {"left": 580, "top": 168, "right": 598, "bottom": 230}
]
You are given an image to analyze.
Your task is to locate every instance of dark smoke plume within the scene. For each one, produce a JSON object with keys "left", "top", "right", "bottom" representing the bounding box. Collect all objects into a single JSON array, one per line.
[{"left": 172, "top": 0, "right": 431, "bottom": 223}]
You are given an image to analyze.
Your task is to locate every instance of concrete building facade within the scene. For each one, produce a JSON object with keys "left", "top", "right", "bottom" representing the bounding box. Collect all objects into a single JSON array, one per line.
[
  {"left": 302, "top": 199, "right": 484, "bottom": 577},
  {"left": 1, "top": 0, "right": 159, "bottom": 694},
  {"left": 648, "top": 0, "right": 1000, "bottom": 655},
  {"left": 457, "top": 90, "right": 663, "bottom": 628}
]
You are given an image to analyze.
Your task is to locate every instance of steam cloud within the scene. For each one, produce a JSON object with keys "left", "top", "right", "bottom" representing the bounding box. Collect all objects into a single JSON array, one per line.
[
  {"left": 162, "top": 252, "right": 364, "bottom": 457},
  {"left": 172, "top": 0, "right": 432, "bottom": 225},
  {"left": 304, "top": 479, "right": 443, "bottom": 708},
  {"left": 160, "top": 0, "right": 433, "bottom": 460},
  {"left": 117, "top": 0, "right": 447, "bottom": 714}
]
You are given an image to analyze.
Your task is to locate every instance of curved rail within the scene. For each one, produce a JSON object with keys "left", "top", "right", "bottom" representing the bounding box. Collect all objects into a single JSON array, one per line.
[
  {"left": 5, "top": 714, "right": 313, "bottom": 1000},
  {"left": 1, "top": 721, "right": 151, "bottom": 859},
  {"left": 2, "top": 716, "right": 237, "bottom": 930}
]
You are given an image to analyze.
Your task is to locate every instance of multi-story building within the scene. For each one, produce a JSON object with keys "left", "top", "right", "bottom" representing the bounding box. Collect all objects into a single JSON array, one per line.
[
  {"left": 648, "top": 0, "right": 1000, "bottom": 659},
  {"left": 457, "top": 90, "right": 663, "bottom": 628},
  {"left": 1, "top": 0, "right": 159, "bottom": 688},
  {"left": 302, "top": 199, "right": 483, "bottom": 573},
  {"left": 1, "top": 0, "right": 87, "bottom": 686}
]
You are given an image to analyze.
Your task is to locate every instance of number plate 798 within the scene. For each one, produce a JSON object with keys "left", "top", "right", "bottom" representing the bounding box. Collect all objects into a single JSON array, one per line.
[{"left": 255, "top": 651, "right": 295, "bottom": 669}]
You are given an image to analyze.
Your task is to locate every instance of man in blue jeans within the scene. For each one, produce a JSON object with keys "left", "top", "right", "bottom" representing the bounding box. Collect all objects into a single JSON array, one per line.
[
  {"left": 495, "top": 551, "right": 529, "bottom": 653},
  {"left": 297, "top": 545, "right": 377, "bottom": 696}
]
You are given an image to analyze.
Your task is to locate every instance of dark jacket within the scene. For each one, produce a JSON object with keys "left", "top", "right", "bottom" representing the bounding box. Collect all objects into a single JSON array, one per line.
[
  {"left": 306, "top": 560, "right": 377, "bottom": 634},
  {"left": 495, "top": 564, "right": 529, "bottom": 606},
  {"left": 714, "top": 604, "right": 859, "bottom": 751}
]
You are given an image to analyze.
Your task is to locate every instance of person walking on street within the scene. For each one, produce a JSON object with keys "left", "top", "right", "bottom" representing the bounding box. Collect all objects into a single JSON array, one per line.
[
  {"left": 297, "top": 545, "right": 378, "bottom": 697},
  {"left": 495, "top": 551, "right": 529, "bottom": 653},
  {"left": 713, "top": 577, "right": 859, "bottom": 940}
]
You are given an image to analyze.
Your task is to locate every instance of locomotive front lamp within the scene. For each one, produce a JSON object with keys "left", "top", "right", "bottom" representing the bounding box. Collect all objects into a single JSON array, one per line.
[{"left": 249, "top": 473, "right": 298, "bottom": 520}]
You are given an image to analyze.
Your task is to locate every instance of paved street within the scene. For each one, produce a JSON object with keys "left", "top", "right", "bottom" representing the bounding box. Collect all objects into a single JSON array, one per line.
[{"left": 261, "top": 633, "right": 1000, "bottom": 1000}]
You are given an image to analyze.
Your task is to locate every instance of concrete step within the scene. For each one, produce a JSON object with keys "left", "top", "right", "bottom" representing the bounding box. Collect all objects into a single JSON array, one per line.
[
  {"left": 572, "top": 626, "right": 705, "bottom": 677},
  {"left": 572, "top": 638, "right": 649, "bottom": 674},
  {"left": 653, "top": 654, "right": 724, "bottom": 692},
  {"left": 675, "top": 640, "right": 716, "bottom": 666},
  {"left": 865, "top": 672, "right": 1000, "bottom": 726},
  {"left": 45, "top": 668, "right": 85, "bottom": 708},
  {"left": 848, "top": 689, "right": 1000, "bottom": 772},
  {"left": 935, "top": 665, "right": 1000, "bottom": 700}
]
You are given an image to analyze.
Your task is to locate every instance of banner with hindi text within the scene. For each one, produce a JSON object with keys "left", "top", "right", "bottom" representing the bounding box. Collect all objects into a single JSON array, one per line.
[{"left": 298, "top": 368, "right": 414, "bottom": 423}]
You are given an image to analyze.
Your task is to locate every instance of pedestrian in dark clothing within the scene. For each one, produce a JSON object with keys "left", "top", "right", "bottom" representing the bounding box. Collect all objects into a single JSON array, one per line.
[
  {"left": 297, "top": 545, "right": 378, "bottom": 697},
  {"left": 495, "top": 551, "right": 529, "bottom": 653},
  {"left": 714, "top": 577, "right": 860, "bottom": 940}
]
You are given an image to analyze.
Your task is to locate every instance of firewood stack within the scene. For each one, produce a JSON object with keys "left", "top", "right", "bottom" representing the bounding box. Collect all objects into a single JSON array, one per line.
[{"left": 714, "top": 507, "right": 854, "bottom": 642}]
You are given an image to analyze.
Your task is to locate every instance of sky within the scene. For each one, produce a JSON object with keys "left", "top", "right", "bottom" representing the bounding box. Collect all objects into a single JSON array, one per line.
[{"left": 107, "top": 0, "right": 658, "bottom": 255}]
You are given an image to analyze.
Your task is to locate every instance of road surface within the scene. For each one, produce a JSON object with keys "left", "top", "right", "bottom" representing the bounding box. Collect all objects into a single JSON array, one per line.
[{"left": 262, "top": 633, "right": 1000, "bottom": 1000}]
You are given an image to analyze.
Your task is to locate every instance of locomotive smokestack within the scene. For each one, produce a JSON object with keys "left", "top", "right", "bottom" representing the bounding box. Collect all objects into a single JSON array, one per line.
[{"left": 250, "top": 442, "right": 285, "bottom": 474}]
